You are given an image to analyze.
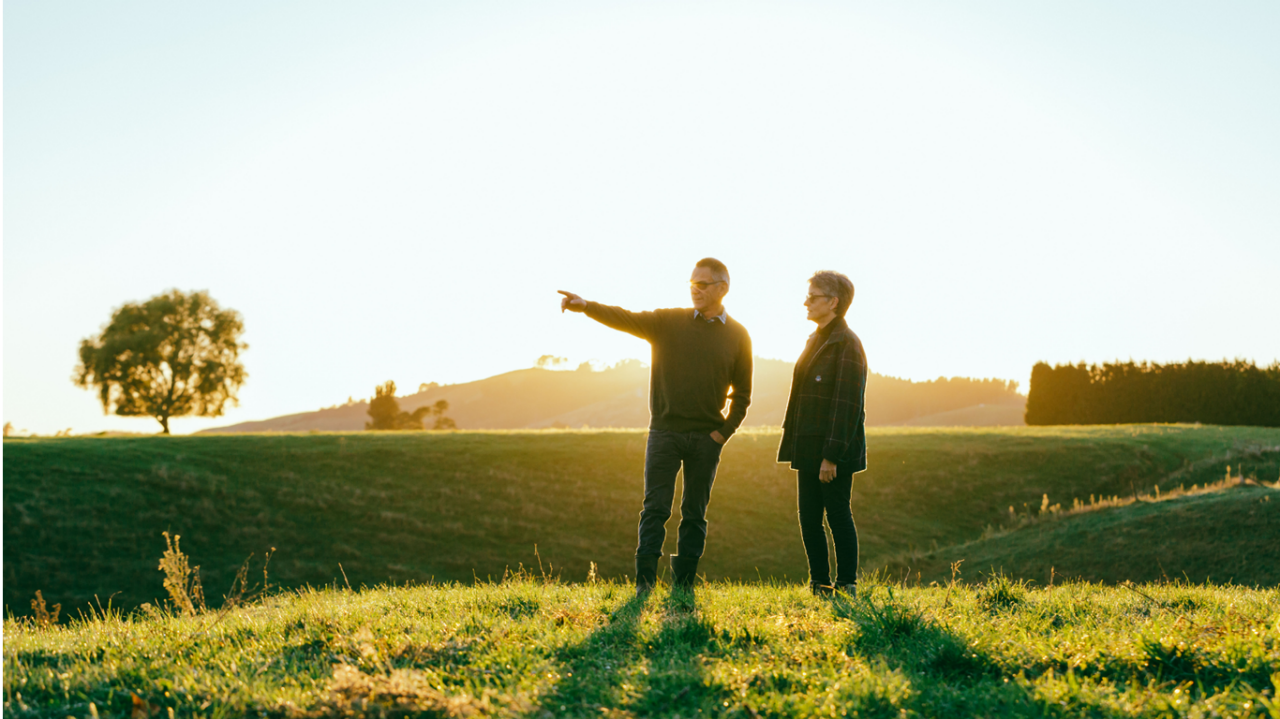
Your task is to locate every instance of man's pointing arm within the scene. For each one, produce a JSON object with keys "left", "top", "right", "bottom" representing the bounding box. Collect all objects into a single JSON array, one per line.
[
  {"left": 558, "top": 290, "right": 588, "bottom": 313},
  {"left": 557, "top": 290, "right": 660, "bottom": 340}
]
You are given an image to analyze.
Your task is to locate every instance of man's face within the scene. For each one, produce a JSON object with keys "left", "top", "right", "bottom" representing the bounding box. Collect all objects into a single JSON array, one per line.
[{"left": 689, "top": 266, "right": 729, "bottom": 312}]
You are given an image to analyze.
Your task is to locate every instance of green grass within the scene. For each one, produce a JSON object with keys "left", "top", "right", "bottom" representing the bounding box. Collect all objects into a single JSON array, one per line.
[
  {"left": 4, "top": 426, "right": 1280, "bottom": 617},
  {"left": 893, "top": 482, "right": 1280, "bottom": 586},
  {"left": 5, "top": 578, "right": 1280, "bottom": 718}
]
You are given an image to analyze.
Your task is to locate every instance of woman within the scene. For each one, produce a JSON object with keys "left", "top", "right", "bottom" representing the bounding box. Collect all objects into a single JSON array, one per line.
[{"left": 777, "top": 271, "right": 868, "bottom": 596}]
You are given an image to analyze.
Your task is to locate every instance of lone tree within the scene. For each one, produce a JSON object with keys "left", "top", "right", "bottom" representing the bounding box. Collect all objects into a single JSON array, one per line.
[
  {"left": 366, "top": 381, "right": 455, "bottom": 430},
  {"left": 74, "top": 289, "right": 248, "bottom": 435}
]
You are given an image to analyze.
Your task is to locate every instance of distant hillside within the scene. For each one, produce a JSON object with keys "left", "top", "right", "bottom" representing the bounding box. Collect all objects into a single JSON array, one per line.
[
  {"left": 894, "top": 402, "right": 1027, "bottom": 428},
  {"left": 201, "top": 359, "right": 1024, "bottom": 433}
]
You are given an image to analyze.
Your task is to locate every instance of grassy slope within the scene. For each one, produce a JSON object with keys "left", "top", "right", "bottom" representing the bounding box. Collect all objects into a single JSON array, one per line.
[
  {"left": 4, "top": 426, "right": 1279, "bottom": 615},
  {"left": 892, "top": 484, "right": 1280, "bottom": 586},
  {"left": 4, "top": 580, "right": 1279, "bottom": 718}
]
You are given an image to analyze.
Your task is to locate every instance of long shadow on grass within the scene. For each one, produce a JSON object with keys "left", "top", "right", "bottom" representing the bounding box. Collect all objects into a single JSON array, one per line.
[
  {"left": 833, "top": 588, "right": 1039, "bottom": 716},
  {"left": 628, "top": 589, "right": 720, "bottom": 716},
  {"left": 536, "top": 589, "right": 651, "bottom": 715},
  {"left": 537, "top": 588, "right": 720, "bottom": 717},
  {"left": 835, "top": 584, "right": 1279, "bottom": 716}
]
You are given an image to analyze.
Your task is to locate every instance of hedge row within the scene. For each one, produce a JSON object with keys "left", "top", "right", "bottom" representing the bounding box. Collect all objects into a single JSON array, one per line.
[{"left": 1024, "top": 360, "right": 1280, "bottom": 426}]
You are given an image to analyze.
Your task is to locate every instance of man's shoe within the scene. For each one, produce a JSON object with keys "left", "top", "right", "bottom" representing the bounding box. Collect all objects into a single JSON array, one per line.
[
  {"left": 810, "top": 582, "right": 834, "bottom": 597},
  {"left": 635, "top": 555, "right": 660, "bottom": 597},
  {"left": 834, "top": 582, "right": 857, "bottom": 598},
  {"left": 671, "top": 555, "right": 699, "bottom": 590}
]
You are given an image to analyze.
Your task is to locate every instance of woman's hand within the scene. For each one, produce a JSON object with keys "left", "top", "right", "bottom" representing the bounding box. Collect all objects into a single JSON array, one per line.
[{"left": 819, "top": 459, "right": 837, "bottom": 483}]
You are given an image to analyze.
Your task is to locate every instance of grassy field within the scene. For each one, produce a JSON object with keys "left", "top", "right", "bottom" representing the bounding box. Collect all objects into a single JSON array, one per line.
[
  {"left": 5, "top": 578, "right": 1280, "bottom": 718},
  {"left": 892, "top": 482, "right": 1280, "bottom": 586},
  {"left": 4, "top": 426, "right": 1280, "bottom": 618}
]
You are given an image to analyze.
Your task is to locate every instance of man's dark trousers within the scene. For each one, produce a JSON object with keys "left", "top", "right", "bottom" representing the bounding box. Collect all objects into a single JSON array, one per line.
[{"left": 638, "top": 429, "right": 725, "bottom": 560}]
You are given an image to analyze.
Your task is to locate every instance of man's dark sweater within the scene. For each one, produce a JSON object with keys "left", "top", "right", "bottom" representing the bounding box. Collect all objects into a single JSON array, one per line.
[{"left": 584, "top": 302, "right": 753, "bottom": 438}]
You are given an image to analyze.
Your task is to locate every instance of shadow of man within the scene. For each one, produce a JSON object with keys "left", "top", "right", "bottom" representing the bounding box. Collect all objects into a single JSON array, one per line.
[
  {"left": 537, "top": 589, "right": 651, "bottom": 714},
  {"left": 537, "top": 586, "right": 718, "bottom": 717},
  {"left": 623, "top": 588, "right": 718, "bottom": 716}
]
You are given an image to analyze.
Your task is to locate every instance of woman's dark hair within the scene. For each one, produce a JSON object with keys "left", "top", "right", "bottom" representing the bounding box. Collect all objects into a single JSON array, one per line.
[{"left": 808, "top": 270, "right": 855, "bottom": 317}]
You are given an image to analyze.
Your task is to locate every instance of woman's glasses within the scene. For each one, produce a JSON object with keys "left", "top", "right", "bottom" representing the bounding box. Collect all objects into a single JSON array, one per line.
[{"left": 805, "top": 293, "right": 833, "bottom": 304}]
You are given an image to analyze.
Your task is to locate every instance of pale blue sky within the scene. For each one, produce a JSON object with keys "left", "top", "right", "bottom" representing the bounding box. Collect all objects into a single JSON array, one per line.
[{"left": 5, "top": 1, "right": 1279, "bottom": 434}]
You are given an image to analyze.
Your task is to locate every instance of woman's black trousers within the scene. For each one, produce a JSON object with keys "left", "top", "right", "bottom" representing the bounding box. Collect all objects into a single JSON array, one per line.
[{"left": 796, "top": 466, "right": 859, "bottom": 586}]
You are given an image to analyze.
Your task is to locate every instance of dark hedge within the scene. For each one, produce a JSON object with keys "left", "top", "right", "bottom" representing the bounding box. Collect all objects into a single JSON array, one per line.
[{"left": 1025, "top": 359, "right": 1280, "bottom": 426}]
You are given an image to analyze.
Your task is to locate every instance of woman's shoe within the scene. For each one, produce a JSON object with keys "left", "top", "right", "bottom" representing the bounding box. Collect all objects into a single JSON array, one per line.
[{"left": 833, "top": 582, "right": 857, "bottom": 598}]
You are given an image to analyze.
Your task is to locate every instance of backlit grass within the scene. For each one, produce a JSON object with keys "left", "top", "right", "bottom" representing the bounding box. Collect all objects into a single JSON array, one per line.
[{"left": 5, "top": 578, "right": 1279, "bottom": 718}]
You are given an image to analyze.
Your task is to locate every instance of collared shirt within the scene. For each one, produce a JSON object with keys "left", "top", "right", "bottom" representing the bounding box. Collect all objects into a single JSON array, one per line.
[{"left": 694, "top": 308, "right": 728, "bottom": 324}]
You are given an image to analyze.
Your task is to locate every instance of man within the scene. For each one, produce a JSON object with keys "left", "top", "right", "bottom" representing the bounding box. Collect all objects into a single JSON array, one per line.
[{"left": 558, "top": 258, "right": 753, "bottom": 595}]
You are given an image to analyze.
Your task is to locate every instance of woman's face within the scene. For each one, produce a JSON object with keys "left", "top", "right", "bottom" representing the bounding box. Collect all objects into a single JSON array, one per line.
[{"left": 804, "top": 283, "right": 838, "bottom": 324}]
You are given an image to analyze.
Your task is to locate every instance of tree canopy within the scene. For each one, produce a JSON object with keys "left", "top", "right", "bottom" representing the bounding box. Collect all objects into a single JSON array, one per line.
[
  {"left": 1025, "top": 359, "right": 1280, "bottom": 426},
  {"left": 74, "top": 289, "right": 247, "bottom": 434}
]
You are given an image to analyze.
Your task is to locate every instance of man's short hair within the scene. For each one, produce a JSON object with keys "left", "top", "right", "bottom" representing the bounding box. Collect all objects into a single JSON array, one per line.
[
  {"left": 695, "top": 257, "right": 730, "bottom": 284},
  {"left": 809, "top": 270, "right": 855, "bottom": 318}
]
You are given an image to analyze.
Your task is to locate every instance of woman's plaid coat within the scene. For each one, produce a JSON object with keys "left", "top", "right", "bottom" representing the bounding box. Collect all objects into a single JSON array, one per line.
[{"left": 776, "top": 317, "right": 869, "bottom": 471}]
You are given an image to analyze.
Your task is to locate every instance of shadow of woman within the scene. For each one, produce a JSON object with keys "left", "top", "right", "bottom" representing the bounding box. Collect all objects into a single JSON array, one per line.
[{"left": 828, "top": 588, "right": 1035, "bottom": 716}]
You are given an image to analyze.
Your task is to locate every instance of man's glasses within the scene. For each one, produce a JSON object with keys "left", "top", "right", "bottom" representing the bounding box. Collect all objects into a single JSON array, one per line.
[
  {"left": 805, "top": 293, "right": 833, "bottom": 303},
  {"left": 690, "top": 281, "right": 726, "bottom": 290}
]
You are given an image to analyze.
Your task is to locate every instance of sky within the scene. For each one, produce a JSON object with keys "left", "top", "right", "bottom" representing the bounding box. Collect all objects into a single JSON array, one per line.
[{"left": 4, "top": 1, "right": 1279, "bottom": 435}]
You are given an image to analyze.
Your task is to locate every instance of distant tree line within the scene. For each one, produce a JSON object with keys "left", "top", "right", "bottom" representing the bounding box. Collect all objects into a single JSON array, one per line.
[
  {"left": 868, "top": 375, "right": 1022, "bottom": 424},
  {"left": 366, "top": 381, "right": 456, "bottom": 430},
  {"left": 1025, "top": 360, "right": 1280, "bottom": 427}
]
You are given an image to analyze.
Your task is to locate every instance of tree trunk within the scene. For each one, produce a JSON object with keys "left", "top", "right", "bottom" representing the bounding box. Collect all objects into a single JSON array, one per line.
[{"left": 160, "top": 415, "right": 170, "bottom": 435}]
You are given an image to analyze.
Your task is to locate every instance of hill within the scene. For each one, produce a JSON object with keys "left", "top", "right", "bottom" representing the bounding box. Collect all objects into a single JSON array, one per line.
[
  {"left": 889, "top": 480, "right": 1280, "bottom": 586},
  {"left": 892, "top": 401, "right": 1026, "bottom": 427},
  {"left": 5, "top": 426, "right": 1278, "bottom": 617},
  {"left": 5, "top": 580, "right": 1279, "bottom": 718},
  {"left": 198, "top": 359, "right": 1025, "bottom": 433}
]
